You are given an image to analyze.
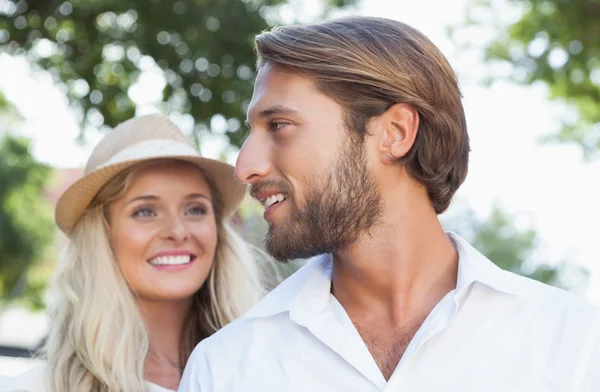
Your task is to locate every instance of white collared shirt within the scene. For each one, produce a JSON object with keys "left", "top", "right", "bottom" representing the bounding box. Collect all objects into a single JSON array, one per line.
[{"left": 179, "top": 233, "right": 600, "bottom": 392}]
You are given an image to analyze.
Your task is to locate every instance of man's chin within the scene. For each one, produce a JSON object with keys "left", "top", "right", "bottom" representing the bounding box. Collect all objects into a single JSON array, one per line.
[
  {"left": 266, "top": 233, "right": 300, "bottom": 262},
  {"left": 265, "top": 246, "right": 291, "bottom": 263},
  {"left": 265, "top": 232, "right": 293, "bottom": 262},
  {"left": 265, "top": 238, "right": 324, "bottom": 263},
  {"left": 265, "top": 220, "right": 330, "bottom": 261}
]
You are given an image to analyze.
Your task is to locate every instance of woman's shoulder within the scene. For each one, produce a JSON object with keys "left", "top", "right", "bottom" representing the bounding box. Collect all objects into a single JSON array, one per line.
[
  {"left": 145, "top": 381, "right": 176, "bottom": 392},
  {"left": 0, "top": 364, "right": 175, "bottom": 392},
  {"left": 0, "top": 364, "right": 49, "bottom": 392}
]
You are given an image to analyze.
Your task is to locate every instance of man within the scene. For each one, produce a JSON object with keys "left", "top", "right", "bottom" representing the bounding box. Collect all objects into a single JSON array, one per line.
[{"left": 179, "top": 17, "right": 599, "bottom": 391}]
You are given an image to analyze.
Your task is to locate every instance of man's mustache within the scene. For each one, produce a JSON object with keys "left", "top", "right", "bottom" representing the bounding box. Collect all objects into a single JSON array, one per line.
[{"left": 250, "top": 179, "right": 294, "bottom": 200}]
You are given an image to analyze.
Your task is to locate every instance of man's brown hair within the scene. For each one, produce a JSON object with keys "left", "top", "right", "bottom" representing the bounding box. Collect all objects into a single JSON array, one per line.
[{"left": 254, "top": 16, "right": 470, "bottom": 214}]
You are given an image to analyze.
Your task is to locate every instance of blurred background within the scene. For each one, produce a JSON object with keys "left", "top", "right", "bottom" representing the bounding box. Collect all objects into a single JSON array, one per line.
[{"left": 0, "top": 0, "right": 598, "bottom": 376}]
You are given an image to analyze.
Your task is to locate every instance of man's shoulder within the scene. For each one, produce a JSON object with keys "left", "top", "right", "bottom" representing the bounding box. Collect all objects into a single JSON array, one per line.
[
  {"left": 454, "top": 232, "right": 599, "bottom": 319},
  {"left": 495, "top": 267, "right": 599, "bottom": 322},
  {"left": 504, "top": 268, "right": 592, "bottom": 302}
]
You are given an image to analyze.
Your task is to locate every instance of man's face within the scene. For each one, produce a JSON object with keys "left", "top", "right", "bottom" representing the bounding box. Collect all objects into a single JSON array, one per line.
[{"left": 236, "top": 64, "right": 382, "bottom": 261}]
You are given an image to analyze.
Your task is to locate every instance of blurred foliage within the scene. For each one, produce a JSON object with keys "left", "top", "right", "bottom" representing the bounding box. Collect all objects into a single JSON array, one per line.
[
  {"left": 445, "top": 204, "right": 588, "bottom": 290},
  {"left": 0, "top": 130, "right": 55, "bottom": 309},
  {"left": 0, "top": 0, "right": 356, "bottom": 148},
  {"left": 453, "top": 0, "right": 600, "bottom": 159},
  {"left": 0, "top": 0, "right": 586, "bottom": 313}
]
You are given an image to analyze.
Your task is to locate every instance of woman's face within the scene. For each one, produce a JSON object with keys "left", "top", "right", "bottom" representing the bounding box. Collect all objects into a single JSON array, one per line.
[{"left": 108, "top": 161, "right": 218, "bottom": 303}]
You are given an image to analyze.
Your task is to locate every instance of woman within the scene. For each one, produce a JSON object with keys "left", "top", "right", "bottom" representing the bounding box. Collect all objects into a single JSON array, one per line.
[{"left": 1, "top": 114, "right": 265, "bottom": 391}]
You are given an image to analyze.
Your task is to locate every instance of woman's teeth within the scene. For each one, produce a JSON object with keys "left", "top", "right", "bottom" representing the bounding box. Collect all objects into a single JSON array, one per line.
[
  {"left": 149, "top": 255, "right": 192, "bottom": 266},
  {"left": 264, "top": 194, "right": 285, "bottom": 208}
]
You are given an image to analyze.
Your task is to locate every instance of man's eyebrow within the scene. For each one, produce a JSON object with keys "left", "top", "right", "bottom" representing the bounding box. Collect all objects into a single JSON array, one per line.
[{"left": 245, "top": 105, "right": 299, "bottom": 129}]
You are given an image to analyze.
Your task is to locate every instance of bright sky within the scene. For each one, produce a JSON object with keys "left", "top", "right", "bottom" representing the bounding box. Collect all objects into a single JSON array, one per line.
[{"left": 0, "top": 0, "right": 598, "bottom": 302}]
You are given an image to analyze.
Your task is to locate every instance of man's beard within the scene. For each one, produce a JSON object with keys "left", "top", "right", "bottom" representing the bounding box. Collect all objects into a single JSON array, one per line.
[{"left": 256, "top": 138, "right": 383, "bottom": 261}]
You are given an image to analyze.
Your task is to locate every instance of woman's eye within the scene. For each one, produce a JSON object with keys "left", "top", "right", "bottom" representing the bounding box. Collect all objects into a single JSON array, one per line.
[
  {"left": 133, "top": 207, "right": 155, "bottom": 218},
  {"left": 187, "top": 205, "right": 207, "bottom": 215}
]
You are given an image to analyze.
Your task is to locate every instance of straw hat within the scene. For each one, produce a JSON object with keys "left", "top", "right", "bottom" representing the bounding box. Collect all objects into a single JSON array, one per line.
[{"left": 55, "top": 114, "right": 247, "bottom": 235}]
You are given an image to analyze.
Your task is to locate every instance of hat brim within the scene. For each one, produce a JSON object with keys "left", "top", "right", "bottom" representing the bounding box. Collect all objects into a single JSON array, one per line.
[{"left": 55, "top": 155, "right": 247, "bottom": 236}]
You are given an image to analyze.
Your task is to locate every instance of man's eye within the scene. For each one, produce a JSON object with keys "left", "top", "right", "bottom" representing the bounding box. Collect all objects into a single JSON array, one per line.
[{"left": 269, "top": 121, "right": 289, "bottom": 132}]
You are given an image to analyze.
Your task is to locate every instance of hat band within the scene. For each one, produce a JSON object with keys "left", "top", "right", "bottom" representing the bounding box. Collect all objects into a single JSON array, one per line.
[{"left": 96, "top": 139, "right": 199, "bottom": 171}]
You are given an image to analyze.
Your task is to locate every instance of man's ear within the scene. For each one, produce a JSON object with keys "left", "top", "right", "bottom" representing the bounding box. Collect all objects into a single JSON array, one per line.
[{"left": 377, "top": 103, "right": 419, "bottom": 165}]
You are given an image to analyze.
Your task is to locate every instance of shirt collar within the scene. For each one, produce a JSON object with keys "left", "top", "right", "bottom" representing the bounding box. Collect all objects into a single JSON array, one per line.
[
  {"left": 245, "top": 233, "right": 526, "bottom": 321},
  {"left": 244, "top": 254, "right": 332, "bottom": 320},
  {"left": 450, "top": 232, "right": 525, "bottom": 297}
]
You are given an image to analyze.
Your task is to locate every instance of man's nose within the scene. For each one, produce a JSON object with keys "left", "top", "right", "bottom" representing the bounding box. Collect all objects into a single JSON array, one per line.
[{"left": 235, "top": 133, "right": 271, "bottom": 185}]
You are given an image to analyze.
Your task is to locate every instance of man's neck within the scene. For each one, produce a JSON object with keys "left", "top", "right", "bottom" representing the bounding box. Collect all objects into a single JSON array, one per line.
[
  {"left": 330, "top": 194, "right": 458, "bottom": 379},
  {"left": 331, "top": 202, "right": 457, "bottom": 325}
]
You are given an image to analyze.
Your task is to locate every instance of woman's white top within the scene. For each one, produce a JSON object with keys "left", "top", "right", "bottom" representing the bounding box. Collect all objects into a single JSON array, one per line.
[{"left": 0, "top": 365, "right": 176, "bottom": 392}]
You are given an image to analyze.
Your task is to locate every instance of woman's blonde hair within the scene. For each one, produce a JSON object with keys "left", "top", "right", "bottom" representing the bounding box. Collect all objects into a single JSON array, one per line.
[{"left": 43, "top": 159, "right": 266, "bottom": 392}]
